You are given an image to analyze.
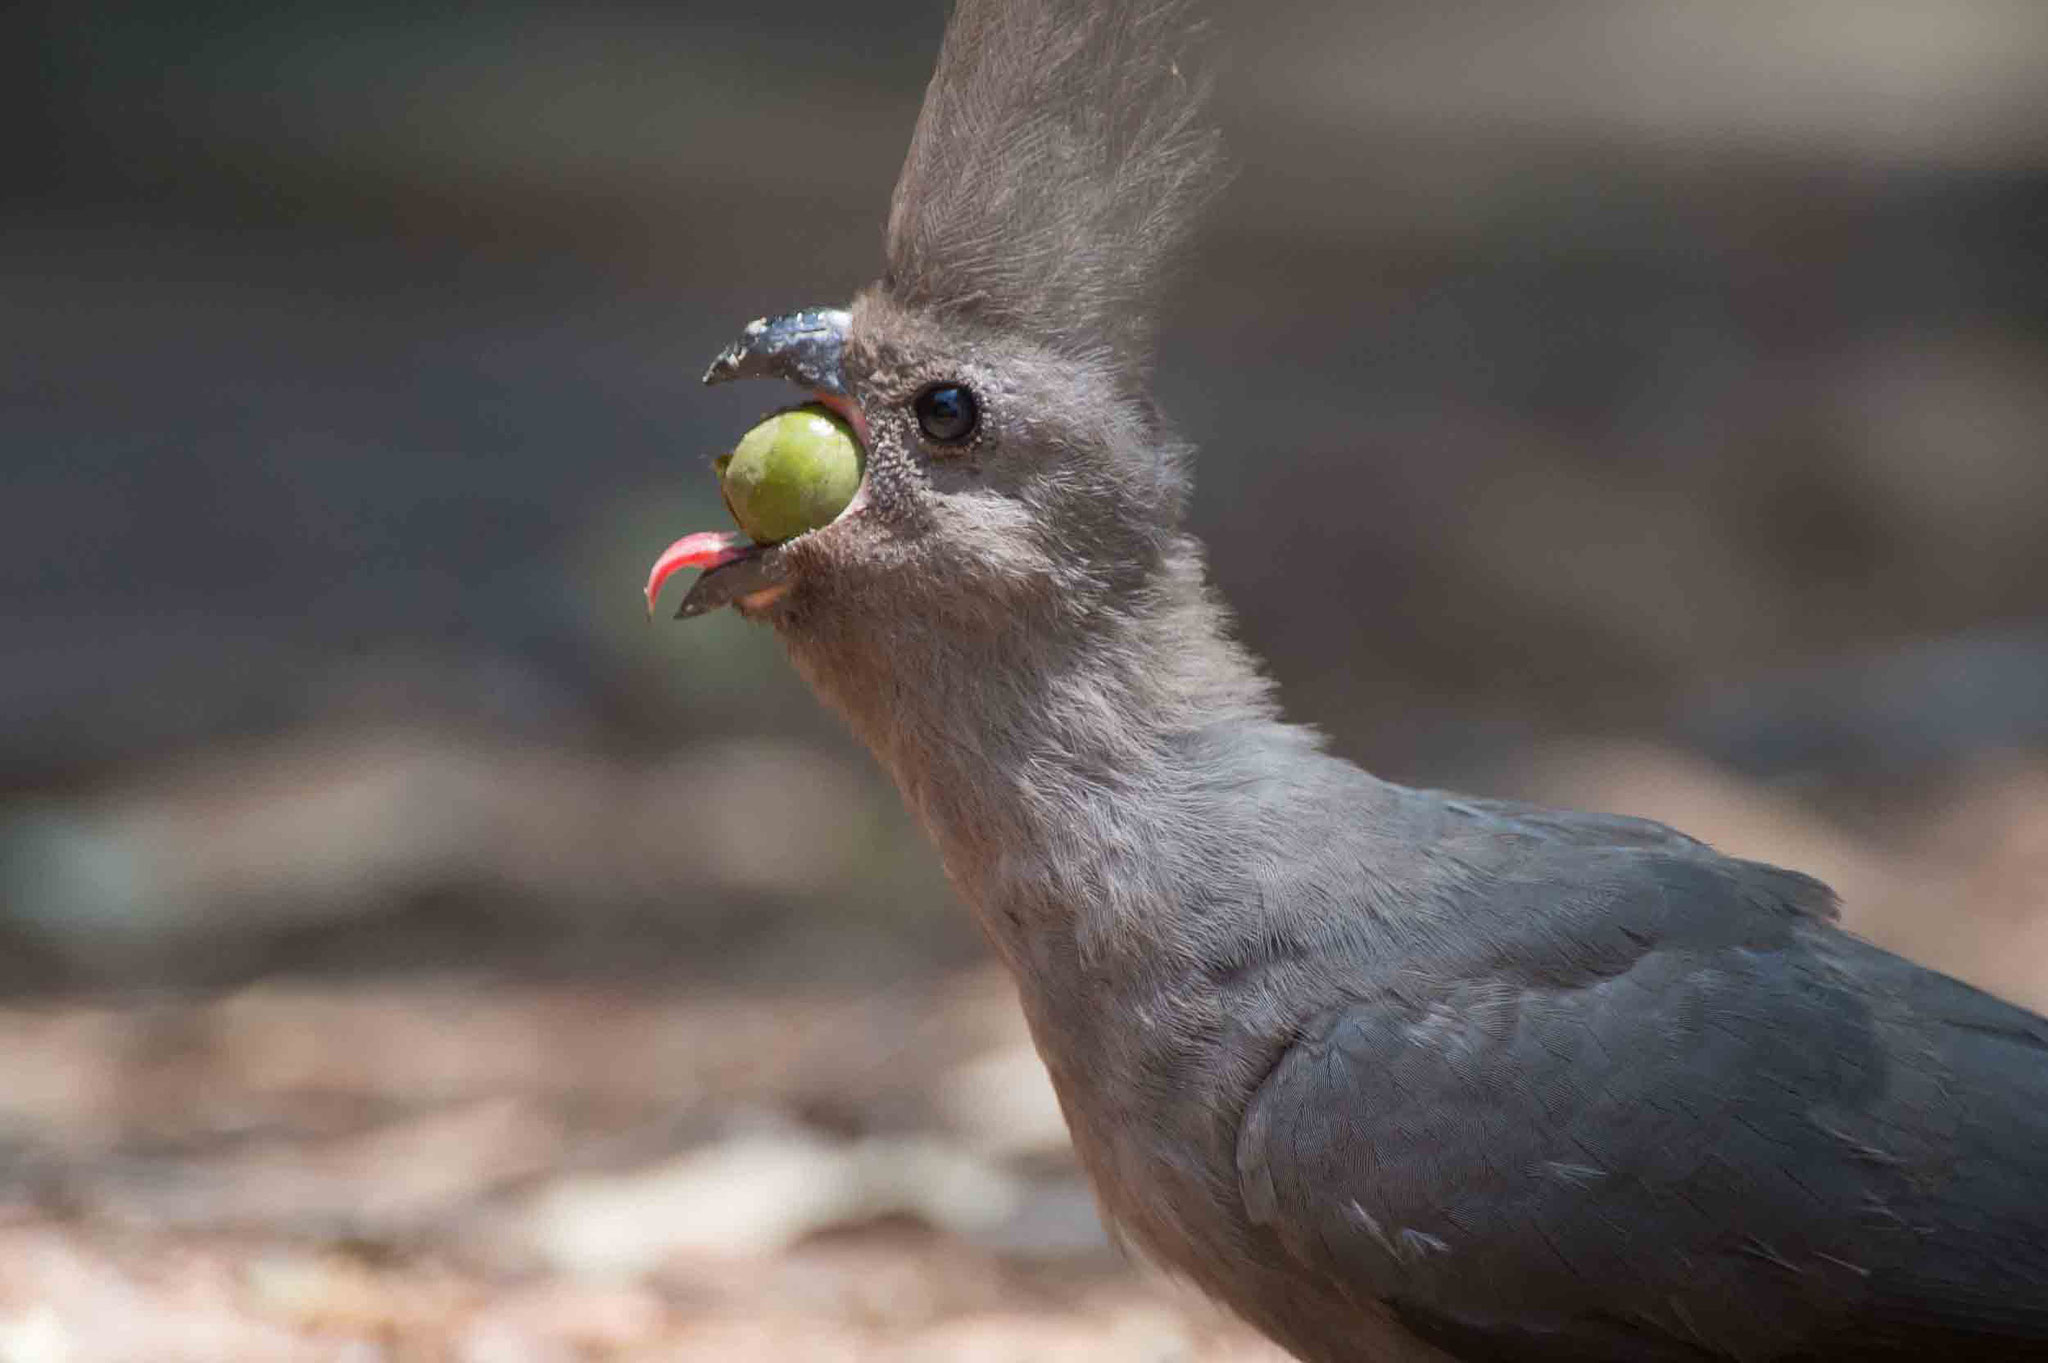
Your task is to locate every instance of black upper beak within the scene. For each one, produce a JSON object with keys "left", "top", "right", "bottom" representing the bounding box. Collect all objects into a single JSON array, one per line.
[
  {"left": 703, "top": 307, "right": 851, "bottom": 397},
  {"left": 659, "top": 306, "right": 854, "bottom": 619}
]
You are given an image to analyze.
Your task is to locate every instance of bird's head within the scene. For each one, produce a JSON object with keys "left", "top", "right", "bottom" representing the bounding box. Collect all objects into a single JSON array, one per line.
[{"left": 649, "top": 0, "right": 1223, "bottom": 671}]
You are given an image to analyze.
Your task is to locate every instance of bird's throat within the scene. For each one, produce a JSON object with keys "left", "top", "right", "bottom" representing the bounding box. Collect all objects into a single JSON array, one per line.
[
  {"left": 777, "top": 540, "right": 1319, "bottom": 973},
  {"left": 771, "top": 537, "right": 1415, "bottom": 1291}
]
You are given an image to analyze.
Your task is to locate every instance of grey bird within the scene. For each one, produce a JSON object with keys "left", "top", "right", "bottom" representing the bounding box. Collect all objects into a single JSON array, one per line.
[{"left": 648, "top": 1, "right": 2048, "bottom": 1358}]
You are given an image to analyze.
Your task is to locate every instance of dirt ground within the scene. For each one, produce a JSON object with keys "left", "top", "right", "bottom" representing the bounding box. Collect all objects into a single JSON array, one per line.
[
  {"left": 0, "top": 747, "right": 2041, "bottom": 1362},
  {"left": 0, "top": 967, "right": 1286, "bottom": 1362}
]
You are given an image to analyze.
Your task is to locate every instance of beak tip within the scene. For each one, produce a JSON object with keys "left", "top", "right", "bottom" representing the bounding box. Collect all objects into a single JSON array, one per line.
[{"left": 701, "top": 308, "right": 850, "bottom": 396}]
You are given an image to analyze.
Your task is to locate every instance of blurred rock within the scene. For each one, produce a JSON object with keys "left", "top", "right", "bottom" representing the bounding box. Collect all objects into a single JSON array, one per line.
[{"left": 508, "top": 1126, "right": 1020, "bottom": 1275}]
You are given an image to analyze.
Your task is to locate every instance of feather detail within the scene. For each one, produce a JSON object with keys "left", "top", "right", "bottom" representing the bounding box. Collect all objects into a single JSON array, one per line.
[{"left": 883, "top": 0, "right": 1226, "bottom": 377}]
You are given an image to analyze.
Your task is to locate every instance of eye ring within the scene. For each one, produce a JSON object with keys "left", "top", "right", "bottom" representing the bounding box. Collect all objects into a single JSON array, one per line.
[{"left": 913, "top": 382, "right": 980, "bottom": 445}]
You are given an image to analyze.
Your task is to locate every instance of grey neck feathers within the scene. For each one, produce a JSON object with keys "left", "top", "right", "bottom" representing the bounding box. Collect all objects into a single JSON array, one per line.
[{"left": 783, "top": 538, "right": 1389, "bottom": 978}]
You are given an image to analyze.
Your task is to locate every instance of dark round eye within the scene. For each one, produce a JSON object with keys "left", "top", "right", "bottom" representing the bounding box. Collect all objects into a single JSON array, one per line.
[{"left": 913, "top": 383, "right": 980, "bottom": 444}]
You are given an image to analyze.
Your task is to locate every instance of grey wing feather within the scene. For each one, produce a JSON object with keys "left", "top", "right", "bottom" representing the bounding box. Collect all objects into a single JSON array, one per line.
[{"left": 1237, "top": 850, "right": 2048, "bottom": 1361}]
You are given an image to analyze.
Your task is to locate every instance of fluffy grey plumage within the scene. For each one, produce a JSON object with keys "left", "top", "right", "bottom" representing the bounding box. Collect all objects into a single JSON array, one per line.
[
  {"left": 886, "top": 0, "right": 1224, "bottom": 378},
  {"left": 680, "top": 1, "right": 2048, "bottom": 1359}
]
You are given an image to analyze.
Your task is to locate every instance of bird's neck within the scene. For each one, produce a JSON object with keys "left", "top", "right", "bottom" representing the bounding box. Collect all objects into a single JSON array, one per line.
[
  {"left": 783, "top": 537, "right": 1418, "bottom": 1266},
  {"left": 783, "top": 538, "right": 1391, "bottom": 979}
]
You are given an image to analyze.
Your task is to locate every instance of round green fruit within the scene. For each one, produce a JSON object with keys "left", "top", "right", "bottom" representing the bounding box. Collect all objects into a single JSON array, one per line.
[{"left": 718, "top": 404, "right": 864, "bottom": 545}]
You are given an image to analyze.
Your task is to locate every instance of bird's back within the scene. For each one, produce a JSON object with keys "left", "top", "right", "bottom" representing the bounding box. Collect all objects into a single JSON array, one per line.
[{"left": 1220, "top": 788, "right": 2048, "bottom": 1362}]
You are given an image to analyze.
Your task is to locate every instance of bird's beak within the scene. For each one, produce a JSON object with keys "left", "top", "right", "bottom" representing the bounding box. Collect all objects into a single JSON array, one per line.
[
  {"left": 642, "top": 530, "right": 790, "bottom": 619},
  {"left": 643, "top": 307, "right": 855, "bottom": 619},
  {"left": 702, "top": 307, "right": 851, "bottom": 396}
]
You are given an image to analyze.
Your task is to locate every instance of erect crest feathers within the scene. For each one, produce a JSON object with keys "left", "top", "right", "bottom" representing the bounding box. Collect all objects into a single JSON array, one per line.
[{"left": 883, "top": 0, "right": 1225, "bottom": 376}]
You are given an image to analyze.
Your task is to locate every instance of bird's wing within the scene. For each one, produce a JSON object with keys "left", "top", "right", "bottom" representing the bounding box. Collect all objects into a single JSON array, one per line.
[{"left": 1236, "top": 851, "right": 2048, "bottom": 1361}]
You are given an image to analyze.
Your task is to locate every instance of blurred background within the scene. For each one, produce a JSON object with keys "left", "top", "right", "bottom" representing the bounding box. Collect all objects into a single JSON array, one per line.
[{"left": 2, "top": 0, "right": 2045, "bottom": 1356}]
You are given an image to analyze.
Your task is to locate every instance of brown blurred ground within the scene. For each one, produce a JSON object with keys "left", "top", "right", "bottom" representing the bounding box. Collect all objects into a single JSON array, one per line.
[
  {"left": 0, "top": 744, "right": 2040, "bottom": 1359},
  {"left": 2, "top": 0, "right": 2046, "bottom": 1357},
  {"left": 0, "top": 966, "right": 1286, "bottom": 1361}
]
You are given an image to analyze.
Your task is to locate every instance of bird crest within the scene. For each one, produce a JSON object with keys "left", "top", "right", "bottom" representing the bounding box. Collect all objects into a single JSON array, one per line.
[{"left": 883, "top": 0, "right": 1225, "bottom": 376}]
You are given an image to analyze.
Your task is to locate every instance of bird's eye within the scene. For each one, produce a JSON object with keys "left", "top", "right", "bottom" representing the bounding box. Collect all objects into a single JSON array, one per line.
[{"left": 913, "top": 383, "right": 980, "bottom": 444}]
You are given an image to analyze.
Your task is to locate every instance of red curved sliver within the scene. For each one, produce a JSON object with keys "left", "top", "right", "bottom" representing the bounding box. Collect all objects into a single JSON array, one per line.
[{"left": 644, "top": 530, "right": 755, "bottom": 616}]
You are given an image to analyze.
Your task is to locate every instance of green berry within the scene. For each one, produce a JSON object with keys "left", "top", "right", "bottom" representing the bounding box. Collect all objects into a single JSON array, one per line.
[{"left": 718, "top": 404, "right": 864, "bottom": 545}]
